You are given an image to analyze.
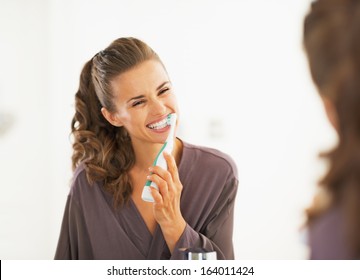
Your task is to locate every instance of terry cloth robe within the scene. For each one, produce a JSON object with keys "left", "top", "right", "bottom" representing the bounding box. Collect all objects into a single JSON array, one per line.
[{"left": 54, "top": 141, "right": 238, "bottom": 260}]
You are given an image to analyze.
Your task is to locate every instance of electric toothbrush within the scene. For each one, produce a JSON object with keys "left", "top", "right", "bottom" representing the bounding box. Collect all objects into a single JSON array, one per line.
[{"left": 141, "top": 113, "right": 177, "bottom": 202}]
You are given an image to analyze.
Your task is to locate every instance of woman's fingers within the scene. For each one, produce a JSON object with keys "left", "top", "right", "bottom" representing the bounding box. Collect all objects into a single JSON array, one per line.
[
  {"left": 149, "top": 185, "right": 163, "bottom": 205},
  {"left": 163, "top": 152, "right": 180, "bottom": 183},
  {"left": 147, "top": 173, "right": 170, "bottom": 201},
  {"left": 149, "top": 166, "right": 175, "bottom": 194},
  {"left": 147, "top": 152, "right": 183, "bottom": 213}
]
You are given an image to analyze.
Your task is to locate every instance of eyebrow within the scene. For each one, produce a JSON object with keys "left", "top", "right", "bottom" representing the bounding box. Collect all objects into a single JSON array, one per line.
[{"left": 126, "top": 81, "right": 170, "bottom": 103}]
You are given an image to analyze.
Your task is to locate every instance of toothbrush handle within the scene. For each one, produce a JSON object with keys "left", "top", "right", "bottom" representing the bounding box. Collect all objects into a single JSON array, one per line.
[
  {"left": 141, "top": 153, "right": 168, "bottom": 202},
  {"left": 141, "top": 185, "right": 156, "bottom": 202}
]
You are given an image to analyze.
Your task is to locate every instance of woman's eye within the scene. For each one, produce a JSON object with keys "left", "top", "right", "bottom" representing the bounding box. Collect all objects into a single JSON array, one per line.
[
  {"left": 159, "top": 88, "right": 169, "bottom": 95},
  {"left": 132, "top": 100, "right": 145, "bottom": 107}
]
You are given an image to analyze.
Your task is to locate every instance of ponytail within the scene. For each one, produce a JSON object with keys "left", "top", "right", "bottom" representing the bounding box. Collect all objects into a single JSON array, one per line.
[{"left": 71, "top": 58, "right": 135, "bottom": 206}]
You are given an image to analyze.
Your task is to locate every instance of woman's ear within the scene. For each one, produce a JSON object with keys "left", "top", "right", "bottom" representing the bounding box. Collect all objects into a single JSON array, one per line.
[
  {"left": 321, "top": 96, "right": 338, "bottom": 131},
  {"left": 101, "top": 107, "right": 123, "bottom": 127}
]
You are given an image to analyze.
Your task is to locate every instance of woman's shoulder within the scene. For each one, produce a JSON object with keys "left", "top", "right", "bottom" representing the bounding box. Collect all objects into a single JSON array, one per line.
[
  {"left": 181, "top": 141, "right": 238, "bottom": 180},
  {"left": 309, "top": 205, "right": 351, "bottom": 259},
  {"left": 69, "top": 163, "right": 94, "bottom": 197}
]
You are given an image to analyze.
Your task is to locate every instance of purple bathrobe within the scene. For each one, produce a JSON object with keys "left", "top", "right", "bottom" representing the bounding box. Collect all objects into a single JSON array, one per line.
[{"left": 54, "top": 141, "right": 238, "bottom": 260}]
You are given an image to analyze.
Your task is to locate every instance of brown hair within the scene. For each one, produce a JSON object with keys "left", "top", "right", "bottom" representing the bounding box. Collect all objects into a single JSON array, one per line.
[
  {"left": 71, "top": 37, "right": 161, "bottom": 206},
  {"left": 304, "top": 0, "right": 360, "bottom": 258}
]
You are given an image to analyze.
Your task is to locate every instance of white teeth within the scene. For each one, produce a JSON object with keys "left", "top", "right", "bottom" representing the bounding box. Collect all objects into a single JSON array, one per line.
[{"left": 147, "top": 118, "right": 168, "bottom": 130}]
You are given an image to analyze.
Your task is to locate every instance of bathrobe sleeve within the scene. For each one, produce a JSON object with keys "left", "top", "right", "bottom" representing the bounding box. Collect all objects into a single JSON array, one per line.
[{"left": 171, "top": 176, "right": 238, "bottom": 260}]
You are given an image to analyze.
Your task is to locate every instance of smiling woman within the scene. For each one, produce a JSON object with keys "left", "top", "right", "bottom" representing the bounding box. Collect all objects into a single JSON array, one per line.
[{"left": 54, "top": 37, "right": 238, "bottom": 260}]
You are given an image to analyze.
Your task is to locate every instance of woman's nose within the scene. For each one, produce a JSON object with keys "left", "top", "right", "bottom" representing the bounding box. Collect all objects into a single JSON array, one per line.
[{"left": 149, "top": 99, "right": 167, "bottom": 116}]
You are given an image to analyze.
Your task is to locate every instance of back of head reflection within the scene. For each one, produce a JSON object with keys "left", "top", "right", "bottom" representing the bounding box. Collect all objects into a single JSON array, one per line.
[{"left": 304, "top": 0, "right": 360, "bottom": 259}]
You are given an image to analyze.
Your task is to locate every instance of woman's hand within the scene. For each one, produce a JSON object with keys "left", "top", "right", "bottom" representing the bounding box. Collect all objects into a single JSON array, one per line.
[{"left": 147, "top": 151, "right": 186, "bottom": 253}]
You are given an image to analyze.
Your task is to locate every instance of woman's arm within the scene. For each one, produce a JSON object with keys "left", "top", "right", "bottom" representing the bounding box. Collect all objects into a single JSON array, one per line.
[{"left": 171, "top": 176, "right": 237, "bottom": 260}]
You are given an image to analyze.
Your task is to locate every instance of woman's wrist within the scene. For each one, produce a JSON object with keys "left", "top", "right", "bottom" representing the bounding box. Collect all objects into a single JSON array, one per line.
[{"left": 161, "top": 218, "right": 186, "bottom": 253}]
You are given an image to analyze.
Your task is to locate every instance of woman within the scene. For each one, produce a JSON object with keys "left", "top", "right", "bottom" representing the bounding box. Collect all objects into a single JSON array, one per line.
[
  {"left": 304, "top": 0, "right": 360, "bottom": 259},
  {"left": 54, "top": 37, "right": 238, "bottom": 260}
]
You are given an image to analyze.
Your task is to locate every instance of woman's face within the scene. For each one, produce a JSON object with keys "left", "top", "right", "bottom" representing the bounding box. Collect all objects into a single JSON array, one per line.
[{"left": 105, "top": 59, "right": 179, "bottom": 146}]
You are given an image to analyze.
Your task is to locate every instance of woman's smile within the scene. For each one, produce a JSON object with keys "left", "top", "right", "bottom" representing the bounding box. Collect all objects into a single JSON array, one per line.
[{"left": 146, "top": 115, "right": 171, "bottom": 133}]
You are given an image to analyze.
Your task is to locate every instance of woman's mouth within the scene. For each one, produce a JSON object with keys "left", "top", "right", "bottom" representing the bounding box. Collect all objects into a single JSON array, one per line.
[{"left": 146, "top": 117, "right": 169, "bottom": 130}]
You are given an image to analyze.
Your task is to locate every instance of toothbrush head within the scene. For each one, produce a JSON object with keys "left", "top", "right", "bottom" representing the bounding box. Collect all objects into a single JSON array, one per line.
[{"left": 167, "top": 113, "right": 177, "bottom": 126}]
